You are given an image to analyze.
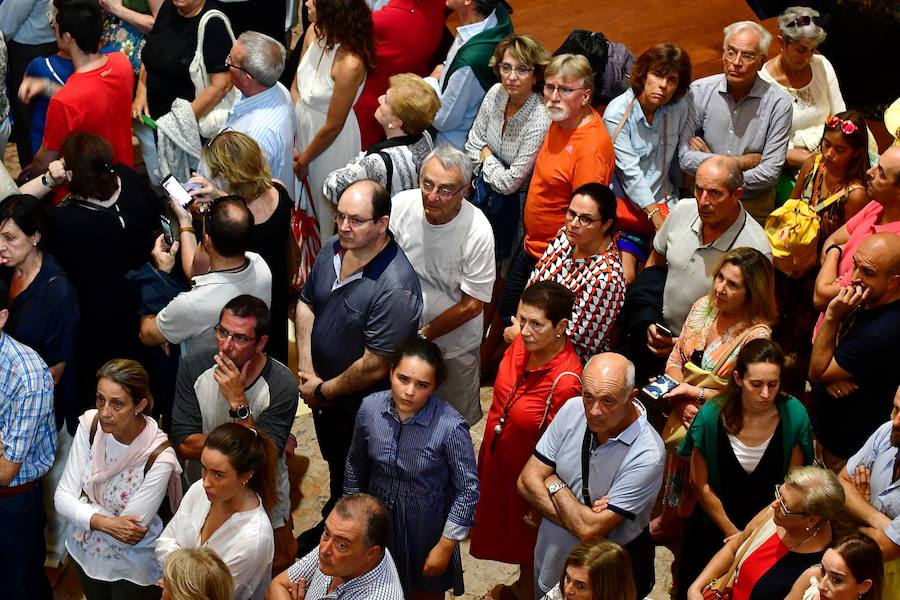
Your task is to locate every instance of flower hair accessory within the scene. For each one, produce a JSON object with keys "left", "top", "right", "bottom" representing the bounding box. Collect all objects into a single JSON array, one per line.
[{"left": 825, "top": 115, "right": 859, "bottom": 135}]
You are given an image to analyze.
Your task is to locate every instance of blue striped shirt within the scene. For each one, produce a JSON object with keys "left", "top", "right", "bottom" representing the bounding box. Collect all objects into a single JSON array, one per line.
[
  {"left": 344, "top": 390, "right": 479, "bottom": 540},
  {"left": 0, "top": 332, "right": 56, "bottom": 486},
  {"left": 225, "top": 83, "right": 297, "bottom": 198}
]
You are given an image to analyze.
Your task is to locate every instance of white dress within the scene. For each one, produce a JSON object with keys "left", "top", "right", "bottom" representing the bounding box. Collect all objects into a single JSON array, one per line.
[{"left": 294, "top": 36, "right": 365, "bottom": 240}]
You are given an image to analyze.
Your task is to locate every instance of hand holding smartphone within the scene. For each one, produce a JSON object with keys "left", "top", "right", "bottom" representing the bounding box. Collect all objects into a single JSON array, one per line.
[
  {"left": 641, "top": 374, "right": 679, "bottom": 401},
  {"left": 161, "top": 174, "right": 194, "bottom": 208}
]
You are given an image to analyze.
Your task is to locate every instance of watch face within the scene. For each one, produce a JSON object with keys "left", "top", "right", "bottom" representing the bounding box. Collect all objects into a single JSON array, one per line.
[{"left": 236, "top": 405, "right": 251, "bottom": 419}]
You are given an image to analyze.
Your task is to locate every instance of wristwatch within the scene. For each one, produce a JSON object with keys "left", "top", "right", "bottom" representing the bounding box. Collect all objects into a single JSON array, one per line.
[
  {"left": 229, "top": 404, "right": 252, "bottom": 420},
  {"left": 547, "top": 481, "right": 569, "bottom": 496},
  {"left": 314, "top": 382, "right": 328, "bottom": 405}
]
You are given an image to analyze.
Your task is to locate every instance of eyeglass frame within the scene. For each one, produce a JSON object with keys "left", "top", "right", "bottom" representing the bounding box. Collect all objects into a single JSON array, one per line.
[
  {"left": 786, "top": 15, "right": 821, "bottom": 28},
  {"left": 420, "top": 179, "right": 466, "bottom": 201},
  {"left": 825, "top": 115, "right": 859, "bottom": 135},
  {"left": 499, "top": 62, "right": 534, "bottom": 77},
  {"left": 723, "top": 46, "right": 760, "bottom": 64},
  {"left": 333, "top": 210, "right": 378, "bottom": 229},
  {"left": 543, "top": 82, "right": 586, "bottom": 98},
  {"left": 225, "top": 54, "right": 253, "bottom": 76},
  {"left": 213, "top": 324, "right": 258, "bottom": 346},
  {"left": 774, "top": 483, "right": 809, "bottom": 516},
  {"left": 564, "top": 208, "right": 601, "bottom": 226}
]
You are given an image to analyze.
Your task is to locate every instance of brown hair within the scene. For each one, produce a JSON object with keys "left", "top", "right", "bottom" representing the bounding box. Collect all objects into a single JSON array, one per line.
[
  {"left": 314, "top": 0, "right": 376, "bottom": 71},
  {"left": 204, "top": 423, "right": 279, "bottom": 514},
  {"left": 96, "top": 359, "right": 154, "bottom": 415},
  {"left": 830, "top": 533, "right": 884, "bottom": 600},
  {"left": 821, "top": 109, "right": 869, "bottom": 185},
  {"left": 61, "top": 132, "right": 118, "bottom": 201},
  {"left": 718, "top": 339, "right": 786, "bottom": 435},
  {"left": 489, "top": 33, "right": 551, "bottom": 91},
  {"left": 707, "top": 247, "right": 778, "bottom": 326},
  {"left": 557, "top": 539, "right": 637, "bottom": 600},
  {"left": 202, "top": 131, "right": 273, "bottom": 201},
  {"left": 629, "top": 43, "right": 692, "bottom": 102}
]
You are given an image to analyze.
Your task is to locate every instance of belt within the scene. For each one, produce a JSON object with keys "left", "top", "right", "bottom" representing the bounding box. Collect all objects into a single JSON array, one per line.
[{"left": 0, "top": 480, "right": 37, "bottom": 497}]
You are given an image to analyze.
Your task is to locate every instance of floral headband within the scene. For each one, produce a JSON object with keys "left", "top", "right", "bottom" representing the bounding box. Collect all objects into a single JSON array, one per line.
[{"left": 825, "top": 115, "right": 858, "bottom": 135}]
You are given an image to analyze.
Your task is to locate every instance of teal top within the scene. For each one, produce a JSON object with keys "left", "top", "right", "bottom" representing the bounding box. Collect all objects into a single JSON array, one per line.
[
  {"left": 442, "top": 5, "right": 513, "bottom": 93},
  {"left": 677, "top": 394, "right": 814, "bottom": 493}
]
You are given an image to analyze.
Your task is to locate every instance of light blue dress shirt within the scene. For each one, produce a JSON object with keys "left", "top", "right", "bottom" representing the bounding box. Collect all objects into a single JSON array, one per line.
[
  {"left": 847, "top": 421, "right": 900, "bottom": 546},
  {"left": 0, "top": 0, "right": 55, "bottom": 45}
]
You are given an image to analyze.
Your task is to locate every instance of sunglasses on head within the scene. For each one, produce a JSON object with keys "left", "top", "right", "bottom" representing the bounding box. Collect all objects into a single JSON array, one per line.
[
  {"left": 786, "top": 15, "right": 820, "bottom": 28},
  {"left": 825, "top": 115, "right": 859, "bottom": 135}
]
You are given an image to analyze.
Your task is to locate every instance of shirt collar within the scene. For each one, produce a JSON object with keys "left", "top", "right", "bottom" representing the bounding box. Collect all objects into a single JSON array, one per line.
[
  {"left": 331, "top": 235, "right": 399, "bottom": 282},
  {"left": 596, "top": 401, "right": 647, "bottom": 448},
  {"left": 232, "top": 82, "right": 290, "bottom": 116},
  {"left": 456, "top": 9, "right": 497, "bottom": 41},
  {"left": 383, "top": 395, "right": 437, "bottom": 426},
  {"left": 716, "top": 73, "right": 767, "bottom": 100},
  {"left": 328, "top": 549, "right": 393, "bottom": 594},
  {"left": 689, "top": 204, "right": 749, "bottom": 252}
]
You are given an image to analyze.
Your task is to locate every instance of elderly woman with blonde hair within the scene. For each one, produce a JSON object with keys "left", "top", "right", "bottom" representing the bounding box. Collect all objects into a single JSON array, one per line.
[
  {"left": 323, "top": 73, "right": 440, "bottom": 202},
  {"left": 171, "top": 130, "right": 292, "bottom": 362},
  {"left": 161, "top": 548, "right": 234, "bottom": 600}
]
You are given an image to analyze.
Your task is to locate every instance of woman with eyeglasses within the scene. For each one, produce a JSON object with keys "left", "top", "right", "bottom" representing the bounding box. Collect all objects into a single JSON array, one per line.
[
  {"left": 673, "top": 339, "right": 813, "bottom": 600},
  {"left": 760, "top": 6, "right": 847, "bottom": 197},
  {"left": 503, "top": 183, "right": 624, "bottom": 362},
  {"left": 603, "top": 43, "right": 692, "bottom": 283},
  {"left": 464, "top": 34, "right": 551, "bottom": 266},
  {"left": 687, "top": 466, "right": 844, "bottom": 600},
  {"left": 292, "top": 0, "right": 376, "bottom": 241},
  {"left": 169, "top": 130, "right": 292, "bottom": 364}
]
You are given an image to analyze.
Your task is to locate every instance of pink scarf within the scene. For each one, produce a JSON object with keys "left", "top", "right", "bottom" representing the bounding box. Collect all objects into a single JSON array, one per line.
[{"left": 78, "top": 409, "right": 183, "bottom": 514}]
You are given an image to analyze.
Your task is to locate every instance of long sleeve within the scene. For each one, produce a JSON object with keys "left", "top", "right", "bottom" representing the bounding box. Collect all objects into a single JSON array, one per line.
[
  {"left": 678, "top": 92, "right": 713, "bottom": 176},
  {"left": 156, "top": 482, "right": 199, "bottom": 564},
  {"left": 481, "top": 117, "right": 547, "bottom": 194},
  {"left": 322, "top": 151, "right": 388, "bottom": 205},
  {"left": 427, "top": 66, "right": 485, "bottom": 147},
  {"left": 441, "top": 419, "right": 479, "bottom": 540},
  {"left": 741, "top": 98, "right": 792, "bottom": 193},
  {"left": 343, "top": 406, "right": 372, "bottom": 496},
  {"left": 54, "top": 422, "right": 104, "bottom": 531},
  {"left": 463, "top": 97, "right": 491, "bottom": 164},
  {"left": 608, "top": 118, "right": 656, "bottom": 209},
  {"left": 0, "top": 0, "right": 35, "bottom": 40},
  {"left": 121, "top": 460, "right": 174, "bottom": 528}
]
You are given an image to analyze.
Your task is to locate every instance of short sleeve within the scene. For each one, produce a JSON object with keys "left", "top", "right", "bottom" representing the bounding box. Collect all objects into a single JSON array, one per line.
[
  {"left": 42, "top": 96, "right": 73, "bottom": 152},
  {"left": 459, "top": 218, "right": 496, "bottom": 303},
  {"left": 201, "top": 12, "right": 232, "bottom": 74},
  {"left": 363, "top": 289, "right": 421, "bottom": 356},
  {"left": 677, "top": 401, "right": 717, "bottom": 458},
  {"left": 534, "top": 397, "right": 581, "bottom": 467},
  {"left": 170, "top": 353, "right": 206, "bottom": 449},
  {"left": 843, "top": 201, "right": 878, "bottom": 237},
  {"left": 156, "top": 292, "right": 203, "bottom": 344},
  {"left": 885, "top": 516, "right": 900, "bottom": 548},
  {"left": 254, "top": 366, "right": 299, "bottom": 453}
]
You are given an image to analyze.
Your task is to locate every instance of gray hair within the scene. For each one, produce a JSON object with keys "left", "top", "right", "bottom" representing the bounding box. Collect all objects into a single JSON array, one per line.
[
  {"left": 778, "top": 6, "right": 827, "bottom": 45},
  {"left": 723, "top": 20, "right": 773, "bottom": 56},
  {"left": 784, "top": 466, "right": 845, "bottom": 520},
  {"left": 699, "top": 156, "right": 745, "bottom": 193},
  {"left": 420, "top": 145, "right": 474, "bottom": 188},
  {"left": 236, "top": 31, "right": 286, "bottom": 88}
]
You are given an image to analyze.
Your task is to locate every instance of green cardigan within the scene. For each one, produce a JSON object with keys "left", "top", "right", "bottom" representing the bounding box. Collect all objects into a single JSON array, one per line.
[
  {"left": 441, "top": 5, "right": 514, "bottom": 93},
  {"left": 677, "top": 394, "right": 814, "bottom": 493}
]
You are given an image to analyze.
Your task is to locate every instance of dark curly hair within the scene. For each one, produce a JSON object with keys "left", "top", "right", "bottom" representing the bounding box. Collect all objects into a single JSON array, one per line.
[{"left": 314, "top": 0, "right": 376, "bottom": 72}]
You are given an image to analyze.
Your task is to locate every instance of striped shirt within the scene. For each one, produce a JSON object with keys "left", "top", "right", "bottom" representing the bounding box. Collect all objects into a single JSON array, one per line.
[
  {"left": 286, "top": 546, "right": 404, "bottom": 599},
  {"left": 225, "top": 83, "right": 297, "bottom": 197},
  {"left": 0, "top": 332, "right": 56, "bottom": 486},
  {"left": 528, "top": 227, "right": 626, "bottom": 361}
]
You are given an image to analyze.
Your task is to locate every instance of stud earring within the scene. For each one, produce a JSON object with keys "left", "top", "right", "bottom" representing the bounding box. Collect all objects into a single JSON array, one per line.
[{"left": 387, "top": 123, "right": 394, "bottom": 129}]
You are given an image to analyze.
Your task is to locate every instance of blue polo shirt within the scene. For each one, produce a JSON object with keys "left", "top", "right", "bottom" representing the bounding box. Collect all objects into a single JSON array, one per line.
[
  {"left": 532, "top": 396, "right": 664, "bottom": 594},
  {"left": 846, "top": 422, "right": 900, "bottom": 546},
  {"left": 300, "top": 235, "right": 422, "bottom": 405}
]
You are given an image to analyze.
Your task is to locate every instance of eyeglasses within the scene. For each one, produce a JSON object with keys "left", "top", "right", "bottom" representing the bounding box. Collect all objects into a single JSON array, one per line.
[
  {"left": 333, "top": 211, "right": 376, "bottom": 229},
  {"left": 499, "top": 63, "right": 533, "bottom": 77},
  {"left": 205, "top": 126, "right": 233, "bottom": 149},
  {"left": 564, "top": 208, "right": 599, "bottom": 226},
  {"left": 774, "top": 484, "right": 808, "bottom": 516},
  {"left": 421, "top": 179, "right": 465, "bottom": 201},
  {"left": 213, "top": 324, "right": 257, "bottom": 346},
  {"left": 786, "top": 15, "right": 821, "bottom": 28},
  {"left": 543, "top": 83, "right": 585, "bottom": 98},
  {"left": 724, "top": 47, "right": 759, "bottom": 64},
  {"left": 225, "top": 55, "right": 252, "bottom": 75},
  {"left": 825, "top": 115, "right": 859, "bottom": 135}
]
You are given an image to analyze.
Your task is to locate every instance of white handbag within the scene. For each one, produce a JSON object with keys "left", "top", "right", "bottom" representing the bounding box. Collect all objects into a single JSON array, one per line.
[{"left": 188, "top": 9, "right": 241, "bottom": 138}]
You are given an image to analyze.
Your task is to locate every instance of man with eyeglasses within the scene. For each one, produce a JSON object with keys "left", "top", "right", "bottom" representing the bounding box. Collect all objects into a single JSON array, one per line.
[
  {"left": 170, "top": 294, "right": 299, "bottom": 572},
  {"left": 425, "top": 0, "right": 513, "bottom": 149},
  {"left": 293, "top": 179, "right": 422, "bottom": 554},
  {"left": 223, "top": 31, "right": 296, "bottom": 198},
  {"left": 678, "top": 20, "right": 792, "bottom": 223},
  {"left": 389, "top": 145, "right": 496, "bottom": 425},
  {"left": 500, "top": 53, "right": 614, "bottom": 331}
]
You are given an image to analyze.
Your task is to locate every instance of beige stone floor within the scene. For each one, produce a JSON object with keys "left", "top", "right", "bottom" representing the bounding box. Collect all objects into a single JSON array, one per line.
[{"left": 288, "top": 385, "right": 674, "bottom": 600}]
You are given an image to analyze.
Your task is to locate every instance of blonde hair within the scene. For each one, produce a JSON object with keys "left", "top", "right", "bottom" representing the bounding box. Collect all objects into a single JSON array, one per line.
[
  {"left": 386, "top": 74, "right": 440, "bottom": 136},
  {"left": 162, "top": 548, "right": 234, "bottom": 600},
  {"left": 544, "top": 53, "right": 594, "bottom": 93},
  {"left": 489, "top": 33, "right": 551, "bottom": 87},
  {"left": 202, "top": 131, "right": 273, "bottom": 201},
  {"left": 707, "top": 247, "right": 778, "bottom": 326},
  {"left": 784, "top": 465, "right": 845, "bottom": 520}
]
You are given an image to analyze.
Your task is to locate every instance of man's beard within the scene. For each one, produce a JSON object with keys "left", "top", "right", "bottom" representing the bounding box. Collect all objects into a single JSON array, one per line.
[{"left": 891, "top": 428, "right": 900, "bottom": 447}]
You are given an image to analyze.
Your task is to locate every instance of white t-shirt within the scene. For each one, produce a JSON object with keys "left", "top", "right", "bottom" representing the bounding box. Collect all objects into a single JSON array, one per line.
[
  {"left": 390, "top": 190, "right": 496, "bottom": 358},
  {"left": 156, "top": 481, "right": 274, "bottom": 600}
]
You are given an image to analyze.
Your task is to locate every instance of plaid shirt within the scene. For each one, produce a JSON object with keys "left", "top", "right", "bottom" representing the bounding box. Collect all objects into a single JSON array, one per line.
[
  {"left": 286, "top": 547, "right": 404, "bottom": 600},
  {"left": 0, "top": 332, "right": 56, "bottom": 486}
]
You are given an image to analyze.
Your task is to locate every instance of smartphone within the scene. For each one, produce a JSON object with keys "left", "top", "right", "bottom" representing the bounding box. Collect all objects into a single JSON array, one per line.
[
  {"left": 159, "top": 215, "right": 175, "bottom": 246},
  {"left": 641, "top": 374, "right": 680, "bottom": 400},
  {"left": 654, "top": 322, "right": 674, "bottom": 338},
  {"left": 161, "top": 174, "right": 194, "bottom": 208}
]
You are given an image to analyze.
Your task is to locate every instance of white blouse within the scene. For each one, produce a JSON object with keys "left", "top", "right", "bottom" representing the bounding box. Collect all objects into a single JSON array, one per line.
[
  {"left": 155, "top": 481, "right": 274, "bottom": 600},
  {"left": 54, "top": 419, "right": 174, "bottom": 586},
  {"left": 727, "top": 432, "right": 774, "bottom": 474}
]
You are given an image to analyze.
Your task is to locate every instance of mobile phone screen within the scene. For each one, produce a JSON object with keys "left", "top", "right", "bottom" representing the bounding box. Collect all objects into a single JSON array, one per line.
[
  {"left": 641, "top": 374, "right": 679, "bottom": 400},
  {"left": 159, "top": 216, "right": 175, "bottom": 245},
  {"left": 162, "top": 174, "right": 194, "bottom": 207}
]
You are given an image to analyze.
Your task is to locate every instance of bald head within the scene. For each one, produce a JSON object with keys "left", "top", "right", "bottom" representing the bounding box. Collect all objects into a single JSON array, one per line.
[
  {"left": 581, "top": 353, "right": 638, "bottom": 443},
  {"left": 861, "top": 233, "right": 900, "bottom": 275},
  {"left": 697, "top": 156, "right": 744, "bottom": 193},
  {"left": 851, "top": 232, "right": 900, "bottom": 307},
  {"left": 867, "top": 147, "right": 900, "bottom": 205},
  {"left": 584, "top": 352, "right": 636, "bottom": 392}
]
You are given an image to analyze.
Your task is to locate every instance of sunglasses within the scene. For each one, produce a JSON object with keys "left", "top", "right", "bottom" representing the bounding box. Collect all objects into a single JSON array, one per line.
[
  {"left": 825, "top": 115, "right": 859, "bottom": 135},
  {"left": 786, "top": 15, "right": 821, "bottom": 28}
]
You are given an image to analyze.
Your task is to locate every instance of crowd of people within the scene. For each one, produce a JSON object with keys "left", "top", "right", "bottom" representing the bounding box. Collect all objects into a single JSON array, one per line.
[{"left": 1, "top": 1, "right": 899, "bottom": 600}]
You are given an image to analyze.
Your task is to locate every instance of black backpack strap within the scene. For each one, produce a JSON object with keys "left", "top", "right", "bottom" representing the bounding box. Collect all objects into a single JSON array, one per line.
[
  {"left": 377, "top": 151, "right": 393, "bottom": 196},
  {"left": 89, "top": 412, "right": 100, "bottom": 445},
  {"left": 144, "top": 441, "right": 172, "bottom": 476}
]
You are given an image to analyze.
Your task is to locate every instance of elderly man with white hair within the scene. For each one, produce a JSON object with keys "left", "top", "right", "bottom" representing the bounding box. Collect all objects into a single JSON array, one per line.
[
  {"left": 679, "top": 20, "right": 792, "bottom": 223},
  {"left": 518, "top": 352, "right": 665, "bottom": 600},
  {"left": 389, "top": 144, "right": 496, "bottom": 425}
]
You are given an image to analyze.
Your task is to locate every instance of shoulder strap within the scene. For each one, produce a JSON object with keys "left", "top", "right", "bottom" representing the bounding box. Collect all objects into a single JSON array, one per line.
[
  {"left": 89, "top": 412, "right": 100, "bottom": 445},
  {"left": 729, "top": 512, "right": 773, "bottom": 585},
  {"left": 581, "top": 426, "right": 593, "bottom": 506},
  {"left": 144, "top": 441, "right": 172, "bottom": 476},
  {"left": 377, "top": 151, "right": 393, "bottom": 196},
  {"left": 538, "top": 371, "right": 581, "bottom": 431},
  {"left": 611, "top": 96, "right": 637, "bottom": 142},
  {"left": 709, "top": 324, "right": 769, "bottom": 374}
]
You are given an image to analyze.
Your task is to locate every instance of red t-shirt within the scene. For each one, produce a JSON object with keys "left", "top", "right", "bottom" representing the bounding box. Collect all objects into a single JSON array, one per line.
[
  {"left": 522, "top": 110, "right": 614, "bottom": 259},
  {"left": 43, "top": 52, "right": 135, "bottom": 166}
]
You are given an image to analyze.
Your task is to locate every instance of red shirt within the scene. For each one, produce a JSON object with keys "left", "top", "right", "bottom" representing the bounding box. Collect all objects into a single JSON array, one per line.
[
  {"left": 522, "top": 110, "right": 614, "bottom": 258},
  {"left": 43, "top": 52, "right": 135, "bottom": 167}
]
